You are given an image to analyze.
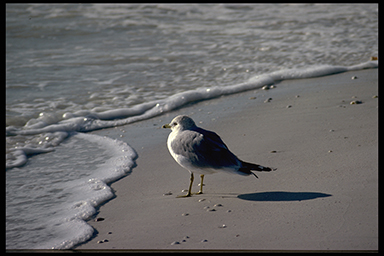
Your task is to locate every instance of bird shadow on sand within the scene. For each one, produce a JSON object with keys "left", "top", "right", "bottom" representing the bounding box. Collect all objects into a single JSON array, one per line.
[{"left": 237, "top": 191, "right": 332, "bottom": 202}]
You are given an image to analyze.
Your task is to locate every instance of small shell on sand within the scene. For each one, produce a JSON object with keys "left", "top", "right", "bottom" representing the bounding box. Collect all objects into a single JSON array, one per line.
[
  {"left": 214, "top": 203, "right": 223, "bottom": 207},
  {"left": 264, "top": 98, "right": 272, "bottom": 103},
  {"left": 95, "top": 217, "right": 105, "bottom": 222},
  {"left": 350, "top": 100, "right": 362, "bottom": 105},
  {"left": 351, "top": 76, "right": 358, "bottom": 80},
  {"left": 171, "top": 241, "right": 180, "bottom": 245},
  {"left": 262, "top": 85, "right": 270, "bottom": 90},
  {"left": 262, "top": 85, "right": 275, "bottom": 90}
]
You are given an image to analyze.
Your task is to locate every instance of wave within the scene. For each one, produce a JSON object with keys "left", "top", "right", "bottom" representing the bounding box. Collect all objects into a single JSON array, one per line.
[
  {"left": 6, "top": 61, "right": 378, "bottom": 169},
  {"left": 35, "top": 132, "right": 137, "bottom": 249}
]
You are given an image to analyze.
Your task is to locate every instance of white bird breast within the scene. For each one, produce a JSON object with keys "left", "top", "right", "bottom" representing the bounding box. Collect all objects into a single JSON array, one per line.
[{"left": 167, "top": 131, "right": 217, "bottom": 175}]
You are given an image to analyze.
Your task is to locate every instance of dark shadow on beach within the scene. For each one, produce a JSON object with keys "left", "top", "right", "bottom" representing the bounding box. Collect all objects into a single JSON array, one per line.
[{"left": 237, "top": 191, "right": 332, "bottom": 202}]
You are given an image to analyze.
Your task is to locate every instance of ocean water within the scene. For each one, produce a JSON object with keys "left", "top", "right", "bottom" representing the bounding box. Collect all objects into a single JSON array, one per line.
[{"left": 6, "top": 4, "right": 378, "bottom": 249}]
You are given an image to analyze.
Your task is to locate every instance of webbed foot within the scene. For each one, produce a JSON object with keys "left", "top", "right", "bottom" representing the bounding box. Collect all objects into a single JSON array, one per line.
[{"left": 176, "top": 192, "right": 192, "bottom": 198}]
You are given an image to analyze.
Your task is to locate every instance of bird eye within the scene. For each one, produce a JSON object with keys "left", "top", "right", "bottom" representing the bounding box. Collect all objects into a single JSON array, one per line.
[{"left": 173, "top": 122, "right": 177, "bottom": 126}]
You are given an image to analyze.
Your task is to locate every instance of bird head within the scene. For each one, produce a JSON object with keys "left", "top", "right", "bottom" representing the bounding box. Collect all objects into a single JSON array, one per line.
[{"left": 162, "top": 115, "right": 197, "bottom": 131}]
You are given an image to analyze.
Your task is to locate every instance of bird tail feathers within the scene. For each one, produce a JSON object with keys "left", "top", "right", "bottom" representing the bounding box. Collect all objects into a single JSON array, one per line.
[{"left": 238, "top": 161, "right": 276, "bottom": 178}]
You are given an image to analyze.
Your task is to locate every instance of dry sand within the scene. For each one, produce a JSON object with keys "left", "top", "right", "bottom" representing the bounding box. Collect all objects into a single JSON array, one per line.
[{"left": 76, "top": 68, "right": 378, "bottom": 251}]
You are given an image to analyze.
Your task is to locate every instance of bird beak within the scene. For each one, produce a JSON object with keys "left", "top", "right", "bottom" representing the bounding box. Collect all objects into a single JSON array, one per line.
[{"left": 162, "top": 123, "right": 171, "bottom": 129}]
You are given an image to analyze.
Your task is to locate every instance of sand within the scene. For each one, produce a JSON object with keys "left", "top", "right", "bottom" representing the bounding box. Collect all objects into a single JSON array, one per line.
[{"left": 75, "top": 68, "right": 378, "bottom": 251}]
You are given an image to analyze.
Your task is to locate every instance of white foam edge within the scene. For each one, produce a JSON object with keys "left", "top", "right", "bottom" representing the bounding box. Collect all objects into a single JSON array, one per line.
[
  {"left": 8, "top": 61, "right": 378, "bottom": 137},
  {"left": 38, "top": 132, "right": 137, "bottom": 249}
]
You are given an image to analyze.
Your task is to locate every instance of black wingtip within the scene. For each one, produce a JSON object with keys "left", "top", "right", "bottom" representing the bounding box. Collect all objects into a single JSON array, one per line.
[{"left": 241, "top": 161, "right": 275, "bottom": 172}]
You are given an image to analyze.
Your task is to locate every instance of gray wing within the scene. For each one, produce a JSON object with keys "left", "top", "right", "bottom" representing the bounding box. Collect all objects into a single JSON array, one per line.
[{"left": 171, "top": 128, "right": 240, "bottom": 170}]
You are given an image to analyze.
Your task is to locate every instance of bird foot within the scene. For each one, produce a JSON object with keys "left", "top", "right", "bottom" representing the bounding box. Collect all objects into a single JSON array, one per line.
[
  {"left": 177, "top": 190, "right": 192, "bottom": 197},
  {"left": 176, "top": 193, "right": 192, "bottom": 198},
  {"left": 176, "top": 191, "right": 203, "bottom": 197}
]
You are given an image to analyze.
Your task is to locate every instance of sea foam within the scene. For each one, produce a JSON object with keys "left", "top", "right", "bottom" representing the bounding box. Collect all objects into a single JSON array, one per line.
[
  {"left": 7, "top": 61, "right": 378, "bottom": 135},
  {"left": 7, "top": 61, "right": 378, "bottom": 139},
  {"left": 32, "top": 132, "right": 137, "bottom": 249},
  {"left": 6, "top": 62, "right": 378, "bottom": 170}
]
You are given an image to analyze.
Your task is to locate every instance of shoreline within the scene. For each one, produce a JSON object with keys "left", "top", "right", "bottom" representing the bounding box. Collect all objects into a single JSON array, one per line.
[{"left": 76, "top": 69, "right": 377, "bottom": 251}]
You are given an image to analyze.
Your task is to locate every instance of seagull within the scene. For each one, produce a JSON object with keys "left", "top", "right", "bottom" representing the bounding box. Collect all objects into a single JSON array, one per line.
[{"left": 162, "top": 115, "right": 275, "bottom": 197}]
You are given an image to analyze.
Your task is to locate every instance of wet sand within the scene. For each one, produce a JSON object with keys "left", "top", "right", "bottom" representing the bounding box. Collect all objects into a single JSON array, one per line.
[{"left": 76, "top": 68, "right": 378, "bottom": 251}]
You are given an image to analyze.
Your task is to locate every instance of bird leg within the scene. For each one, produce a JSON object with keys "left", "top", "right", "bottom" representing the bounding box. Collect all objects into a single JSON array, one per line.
[
  {"left": 195, "top": 174, "right": 204, "bottom": 194},
  {"left": 177, "top": 173, "right": 194, "bottom": 198}
]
